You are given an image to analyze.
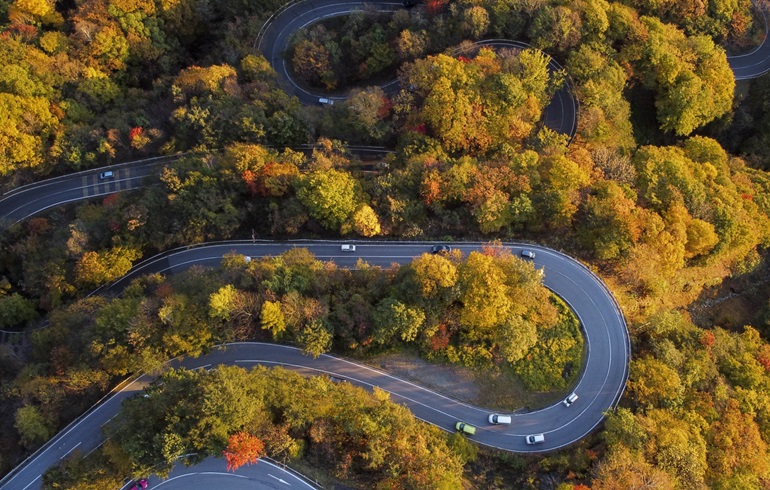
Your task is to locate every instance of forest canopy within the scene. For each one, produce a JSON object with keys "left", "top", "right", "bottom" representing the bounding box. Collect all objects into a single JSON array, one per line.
[{"left": 1, "top": 0, "right": 770, "bottom": 488}]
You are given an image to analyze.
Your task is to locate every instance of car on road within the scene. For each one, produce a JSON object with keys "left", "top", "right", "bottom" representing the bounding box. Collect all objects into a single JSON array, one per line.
[
  {"left": 521, "top": 249, "right": 536, "bottom": 259},
  {"left": 341, "top": 244, "right": 356, "bottom": 252},
  {"left": 402, "top": 0, "right": 417, "bottom": 7},
  {"left": 99, "top": 171, "right": 114, "bottom": 179},
  {"left": 488, "top": 414, "right": 512, "bottom": 424},
  {"left": 455, "top": 421, "right": 476, "bottom": 435},
  {"left": 129, "top": 479, "right": 148, "bottom": 490},
  {"left": 525, "top": 433, "right": 545, "bottom": 445},
  {"left": 563, "top": 392, "right": 579, "bottom": 407},
  {"left": 318, "top": 97, "right": 334, "bottom": 105},
  {"left": 431, "top": 244, "right": 452, "bottom": 254}
]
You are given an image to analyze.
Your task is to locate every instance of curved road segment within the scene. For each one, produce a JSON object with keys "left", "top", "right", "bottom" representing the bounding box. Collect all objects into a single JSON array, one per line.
[
  {"left": 257, "top": 0, "right": 578, "bottom": 139},
  {"left": 0, "top": 156, "right": 182, "bottom": 229},
  {"left": 0, "top": 241, "right": 630, "bottom": 490},
  {"left": 4, "top": 1, "right": 769, "bottom": 227},
  {"left": 129, "top": 457, "right": 319, "bottom": 490},
  {"left": 729, "top": 3, "right": 770, "bottom": 80},
  {"left": 9, "top": 1, "right": 770, "bottom": 487}
]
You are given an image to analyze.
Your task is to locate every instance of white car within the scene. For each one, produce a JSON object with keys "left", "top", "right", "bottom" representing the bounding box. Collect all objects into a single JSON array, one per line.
[
  {"left": 488, "top": 414, "right": 512, "bottom": 425},
  {"left": 319, "top": 97, "right": 334, "bottom": 105},
  {"left": 341, "top": 244, "right": 356, "bottom": 252},
  {"left": 563, "top": 392, "right": 579, "bottom": 407},
  {"left": 525, "top": 434, "right": 545, "bottom": 445},
  {"left": 521, "top": 250, "right": 536, "bottom": 259},
  {"left": 99, "top": 171, "right": 114, "bottom": 179}
]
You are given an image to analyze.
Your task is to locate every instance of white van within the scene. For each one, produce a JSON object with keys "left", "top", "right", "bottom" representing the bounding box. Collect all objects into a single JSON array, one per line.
[
  {"left": 526, "top": 434, "right": 545, "bottom": 444},
  {"left": 341, "top": 244, "right": 356, "bottom": 252},
  {"left": 319, "top": 98, "right": 334, "bottom": 105},
  {"left": 488, "top": 414, "right": 512, "bottom": 425}
]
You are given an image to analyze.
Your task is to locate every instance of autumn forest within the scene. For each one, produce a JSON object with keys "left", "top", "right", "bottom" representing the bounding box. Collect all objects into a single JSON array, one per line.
[{"left": 2, "top": 0, "right": 770, "bottom": 488}]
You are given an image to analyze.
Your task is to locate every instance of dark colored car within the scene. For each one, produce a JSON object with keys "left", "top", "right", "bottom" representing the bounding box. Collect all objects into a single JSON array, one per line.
[
  {"left": 402, "top": 0, "right": 417, "bottom": 7},
  {"left": 431, "top": 245, "right": 452, "bottom": 254}
]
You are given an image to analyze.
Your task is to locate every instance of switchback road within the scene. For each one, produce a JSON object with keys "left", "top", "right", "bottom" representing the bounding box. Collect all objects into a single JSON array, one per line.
[{"left": 1, "top": 240, "right": 630, "bottom": 489}]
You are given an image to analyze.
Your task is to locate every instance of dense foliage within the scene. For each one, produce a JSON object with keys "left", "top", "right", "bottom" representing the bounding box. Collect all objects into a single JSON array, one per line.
[
  {"left": 111, "top": 365, "right": 467, "bottom": 487},
  {"left": 1, "top": 0, "right": 770, "bottom": 488},
  {"left": 0, "top": 248, "right": 580, "bottom": 479}
]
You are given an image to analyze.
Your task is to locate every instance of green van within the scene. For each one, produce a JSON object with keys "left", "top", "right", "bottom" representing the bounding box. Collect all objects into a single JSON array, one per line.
[{"left": 455, "top": 421, "right": 476, "bottom": 435}]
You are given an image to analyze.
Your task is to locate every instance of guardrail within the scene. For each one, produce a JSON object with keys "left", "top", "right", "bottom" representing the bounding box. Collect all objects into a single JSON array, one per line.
[
  {"left": 0, "top": 154, "right": 189, "bottom": 199},
  {"left": 254, "top": 0, "right": 304, "bottom": 51},
  {"left": 0, "top": 373, "right": 143, "bottom": 488},
  {"left": 0, "top": 240, "right": 632, "bottom": 488}
]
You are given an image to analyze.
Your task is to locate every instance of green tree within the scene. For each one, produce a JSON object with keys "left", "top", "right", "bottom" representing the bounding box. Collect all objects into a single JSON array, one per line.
[
  {"left": 298, "top": 319, "right": 333, "bottom": 358},
  {"left": 458, "top": 251, "right": 512, "bottom": 331},
  {"left": 15, "top": 405, "right": 53, "bottom": 447},
  {"left": 0, "top": 293, "right": 38, "bottom": 328},
  {"left": 460, "top": 5, "right": 489, "bottom": 39},
  {"left": 498, "top": 316, "right": 537, "bottom": 363},
  {"left": 576, "top": 180, "right": 642, "bottom": 260},
  {"left": 635, "top": 17, "right": 734, "bottom": 136},
  {"left": 373, "top": 298, "right": 426, "bottom": 345}
]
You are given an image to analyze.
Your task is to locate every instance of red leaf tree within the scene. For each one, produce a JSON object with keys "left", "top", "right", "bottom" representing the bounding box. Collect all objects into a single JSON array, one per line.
[
  {"left": 426, "top": 0, "right": 447, "bottom": 15},
  {"left": 223, "top": 432, "right": 265, "bottom": 471}
]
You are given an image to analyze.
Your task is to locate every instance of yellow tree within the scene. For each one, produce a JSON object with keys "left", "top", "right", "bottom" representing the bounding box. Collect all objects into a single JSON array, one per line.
[
  {"left": 411, "top": 253, "right": 459, "bottom": 298},
  {"left": 458, "top": 251, "right": 511, "bottom": 332},
  {"left": 351, "top": 205, "right": 381, "bottom": 237},
  {"left": 707, "top": 399, "right": 770, "bottom": 488}
]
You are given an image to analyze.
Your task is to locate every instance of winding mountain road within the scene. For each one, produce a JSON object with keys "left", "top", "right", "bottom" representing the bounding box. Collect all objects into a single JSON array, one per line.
[
  {"left": 3, "top": 1, "right": 769, "bottom": 228},
  {"left": 729, "top": 3, "right": 770, "bottom": 80},
  {"left": 0, "top": 240, "right": 630, "bottom": 490},
  {"left": 7, "top": 1, "right": 770, "bottom": 488},
  {"left": 256, "top": 0, "right": 579, "bottom": 139}
]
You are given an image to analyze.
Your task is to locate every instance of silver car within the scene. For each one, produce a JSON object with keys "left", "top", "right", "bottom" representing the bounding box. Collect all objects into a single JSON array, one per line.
[{"left": 563, "top": 393, "right": 579, "bottom": 407}]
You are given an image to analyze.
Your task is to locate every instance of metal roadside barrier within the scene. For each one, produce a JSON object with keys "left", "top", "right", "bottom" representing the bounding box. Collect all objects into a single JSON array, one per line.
[
  {"left": 254, "top": 0, "right": 304, "bottom": 51},
  {"left": 0, "top": 154, "right": 189, "bottom": 198},
  {"left": 0, "top": 373, "right": 144, "bottom": 488}
]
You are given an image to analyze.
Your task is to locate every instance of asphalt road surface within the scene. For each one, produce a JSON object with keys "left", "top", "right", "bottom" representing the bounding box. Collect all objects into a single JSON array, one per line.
[
  {"left": 124, "top": 457, "right": 319, "bottom": 490},
  {"left": 728, "top": 3, "right": 770, "bottom": 80},
  {"left": 4, "top": 1, "right": 768, "bottom": 228},
  {"left": 0, "top": 156, "right": 182, "bottom": 229},
  {"left": 0, "top": 240, "right": 630, "bottom": 490},
  {"left": 256, "top": 0, "right": 579, "bottom": 140}
]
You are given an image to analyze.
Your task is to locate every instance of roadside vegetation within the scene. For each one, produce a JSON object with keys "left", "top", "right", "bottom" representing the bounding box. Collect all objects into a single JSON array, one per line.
[{"left": 1, "top": 0, "right": 770, "bottom": 488}]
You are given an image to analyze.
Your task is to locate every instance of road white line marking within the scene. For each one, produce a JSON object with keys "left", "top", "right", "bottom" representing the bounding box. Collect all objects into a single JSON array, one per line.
[
  {"left": 59, "top": 441, "right": 81, "bottom": 460},
  {"left": 20, "top": 475, "right": 40, "bottom": 490},
  {"left": 84, "top": 440, "right": 105, "bottom": 458},
  {"left": 21, "top": 475, "right": 40, "bottom": 490},
  {"left": 269, "top": 473, "right": 290, "bottom": 485}
]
